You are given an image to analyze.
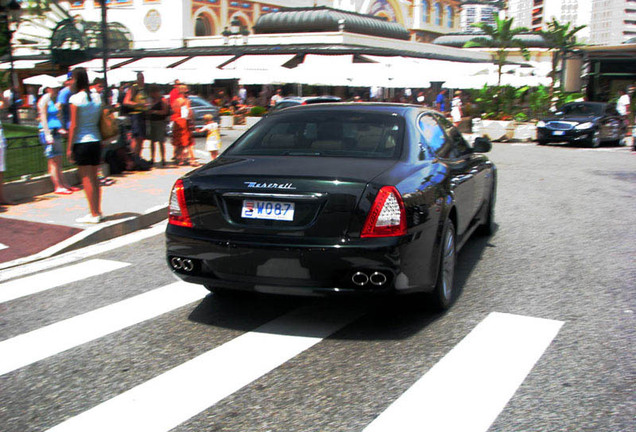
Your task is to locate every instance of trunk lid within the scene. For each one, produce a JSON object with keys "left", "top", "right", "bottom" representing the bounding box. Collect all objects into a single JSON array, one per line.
[{"left": 185, "top": 156, "right": 396, "bottom": 238}]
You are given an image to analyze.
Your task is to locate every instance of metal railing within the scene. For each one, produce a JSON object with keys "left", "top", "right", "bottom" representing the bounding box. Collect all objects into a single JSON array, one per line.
[{"left": 4, "top": 134, "right": 75, "bottom": 182}]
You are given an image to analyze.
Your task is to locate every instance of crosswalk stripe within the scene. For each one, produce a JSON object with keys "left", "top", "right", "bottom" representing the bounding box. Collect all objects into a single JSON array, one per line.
[
  {"left": 0, "top": 259, "right": 130, "bottom": 304},
  {"left": 364, "top": 312, "right": 564, "bottom": 432},
  {"left": 0, "top": 281, "right": 208, "bottom": 376},
  {"left": 46, "top": 306, "right": 363, "bottom": 432}
]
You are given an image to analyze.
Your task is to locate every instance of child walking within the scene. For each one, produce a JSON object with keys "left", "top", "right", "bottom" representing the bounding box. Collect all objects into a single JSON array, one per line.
[{"left": 196, "top": 114, "right": 221, "bottom": 161}]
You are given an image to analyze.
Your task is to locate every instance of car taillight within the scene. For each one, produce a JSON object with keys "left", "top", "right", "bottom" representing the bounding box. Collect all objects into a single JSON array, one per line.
[
  {"left": 361, "top": 186, "right": 407, "bottom": 238},
  {"left": 168, "top": 179, "right": 192, "bottom": 228}
]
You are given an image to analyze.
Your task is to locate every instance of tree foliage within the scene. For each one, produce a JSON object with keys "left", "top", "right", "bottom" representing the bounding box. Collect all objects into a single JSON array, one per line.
[
  {"left": 539, "top": 18, "right": 586, "bottom": 95},
  {"left": 463, "top": 13, "right": 530, "bottom": 86}
]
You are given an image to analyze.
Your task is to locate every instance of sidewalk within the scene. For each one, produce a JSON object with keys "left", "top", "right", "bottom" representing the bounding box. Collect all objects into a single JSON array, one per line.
[{"left": 0, "top": 129, "right": 245, "bottom": 270}]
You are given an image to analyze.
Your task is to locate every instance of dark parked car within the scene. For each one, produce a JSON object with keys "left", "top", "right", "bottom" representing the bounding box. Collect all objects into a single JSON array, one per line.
[
  {"left": 271, "top": 96, "right": 342, "bottom": 112},
  {"left": 536, "top": 101, "right": 626, "bottom": 147},
  {"left": 166, "top": 103, "right": 496, "bottom": 310}
]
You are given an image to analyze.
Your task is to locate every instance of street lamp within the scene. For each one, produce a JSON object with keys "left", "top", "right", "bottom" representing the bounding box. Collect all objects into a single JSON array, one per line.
[
  {"left": 0, "top": 0, "right": 22, "bottom": 83},
  {"left": 0, "top": 0, "right": 23, "bottom": 123}
]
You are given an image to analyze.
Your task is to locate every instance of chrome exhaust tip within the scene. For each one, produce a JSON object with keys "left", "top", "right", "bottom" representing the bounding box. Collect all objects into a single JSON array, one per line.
[
  {"left": 369, "top": 272, "right": 387, "bottom": 286},
  {"left": 170, "top": 257, "right": 183, "bottom": 270},
  {"left": 352, "top": 272, "right": 369, "bottom": 286},
  {"left": 182, "top": 259, "right": 194, "bottom": 272}
]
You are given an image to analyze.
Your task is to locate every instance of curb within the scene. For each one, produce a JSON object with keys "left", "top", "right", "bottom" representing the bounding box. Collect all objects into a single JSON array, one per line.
[{"left": 0, "top": 204, "right": 168, "bottom": 271}]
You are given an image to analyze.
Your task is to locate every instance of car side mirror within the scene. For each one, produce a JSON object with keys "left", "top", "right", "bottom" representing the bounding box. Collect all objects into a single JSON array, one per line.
[{"left": 473, "top": 137, "right": 492, "bottom": 153}]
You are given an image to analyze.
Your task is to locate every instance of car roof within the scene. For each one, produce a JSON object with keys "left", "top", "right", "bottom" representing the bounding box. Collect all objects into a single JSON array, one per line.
[{"left": 268, "top": 102, "right": 420, "bottom": 116}]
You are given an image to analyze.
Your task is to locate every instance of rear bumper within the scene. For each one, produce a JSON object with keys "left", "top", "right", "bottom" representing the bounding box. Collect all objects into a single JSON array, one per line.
[
  {"left": 537, "top": 127, "right": 593, "bottom": 143},
  {"left": 166, "top": 225, "right": 431, "bottom": 296}
]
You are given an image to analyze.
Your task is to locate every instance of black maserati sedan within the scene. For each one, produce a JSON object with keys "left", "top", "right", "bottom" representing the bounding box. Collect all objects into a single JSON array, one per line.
[
  {"left": 166, "top": 103, "right": 496, "bottom": 310},
  {"left": 536, "top": 101, "right": 626, "bottom": 147}
]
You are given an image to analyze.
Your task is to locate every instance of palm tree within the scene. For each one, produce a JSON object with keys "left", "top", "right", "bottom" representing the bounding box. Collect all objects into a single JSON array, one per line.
[
  {"left": 539, "top": 18, "right": 586, "bottom": 96},
  {"left": 463, "top": 13, "right": 530, "bottom": 86}
]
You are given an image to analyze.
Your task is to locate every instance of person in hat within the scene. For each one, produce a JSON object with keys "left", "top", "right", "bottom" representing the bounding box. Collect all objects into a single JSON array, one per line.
[
  {"left": 38, "top": 84, "right": 78, "bottom": 195},
  {"left": 56, "top": 72, "right": 73, "bottom": 129},
  {"left": 451, "top": 90, "right": 463, "bottom": 126}
]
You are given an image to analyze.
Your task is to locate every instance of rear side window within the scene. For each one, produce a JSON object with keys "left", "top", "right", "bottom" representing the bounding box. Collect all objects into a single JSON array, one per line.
[
  {"left": 225, "top": 111, "right": 404, "bottom": 159},
  {"left": 418, "top": 113, "right": 446, "bottom": 154}
]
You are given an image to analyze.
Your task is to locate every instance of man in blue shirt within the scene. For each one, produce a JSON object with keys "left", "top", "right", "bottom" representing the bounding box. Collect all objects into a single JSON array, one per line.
[
  {"left": 56, "top": 74, "right": 73, "bottom": 129},
  {"left": 435, "top": 89, "right": 448, "bottom": 113}
]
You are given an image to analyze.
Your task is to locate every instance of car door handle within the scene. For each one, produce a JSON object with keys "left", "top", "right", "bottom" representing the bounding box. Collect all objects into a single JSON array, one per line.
[{"left": 451, "top": 174, "right": 473, "bottom": 186}]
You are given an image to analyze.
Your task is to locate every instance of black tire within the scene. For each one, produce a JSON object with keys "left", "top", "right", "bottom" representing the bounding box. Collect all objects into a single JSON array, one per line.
[
  {"left": 587, "top": 129, "right": 601, "bottom": 148},
  {"left": 537, "top": 140, "right": 548, "bottom": 146},
  {"left": 478, "top": 186, "right": 496, "bottom": 236},
  {"left": 430, "top": 219, "right": 457, "bottom": 311}
]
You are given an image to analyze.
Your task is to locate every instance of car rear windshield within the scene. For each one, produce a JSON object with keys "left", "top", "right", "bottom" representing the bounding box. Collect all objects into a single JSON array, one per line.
[
  {"left": 224, "top": 111, "right": 404, "bottom": 159},
  {"left": 560, "top": 104, "right": 603, "bottom": 117}
]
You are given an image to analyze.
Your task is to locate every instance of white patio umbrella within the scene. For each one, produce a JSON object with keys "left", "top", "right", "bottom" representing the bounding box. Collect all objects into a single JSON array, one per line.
[{"left": 23, "top": 74, "right": 64, "bottom": 88}]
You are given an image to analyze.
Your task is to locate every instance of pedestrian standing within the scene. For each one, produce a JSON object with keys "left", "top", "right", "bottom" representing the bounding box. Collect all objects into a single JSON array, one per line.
[
  {"left": 0, "top": 119, "right": 12, "bottom": 206},
  {"left": 56, "top": 74, "right": 73, "bottom": 129},
  {"left": 451, "top": 90, "right": 463, "bottom": 126},
  {"left": 170, "top": 84, "right": 192, "bottom": 165},
  {"left": 38, "top": 85, "right": 77, "bottom": 195},
  {"left": 123, "top": 72, "right": 149, "bottom": 158},
  {"left": 270, "top": 89, "right": 282, "bottom": 108},
  {"left": 147, "top": 84, "right": 169, "bottom": 166},
  {"left": 616, "top": 89, "right": 631, "bottom": 131},
  {"left": 195, "top": 114, "right": 221, "bottom": 161},
  {"left": 67, "top": 67, "right": 104, "bottom": 224},
  {"left": 238, "top": 85, "right": 247, "bottom": 104},
  {"left": 436, "top": 89, "right": 447, "bottom": 113}
]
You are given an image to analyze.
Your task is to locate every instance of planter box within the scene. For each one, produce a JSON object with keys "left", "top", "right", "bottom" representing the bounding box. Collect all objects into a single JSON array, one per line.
[
  {"left": 475, "top": 119, "right": 536, "bottom": 142},
  {"left": 220, "top": 115, "right": 233, "bottom": 129},
  {"left": 245, "top": 116, "right": 262, "bottom": 128}
]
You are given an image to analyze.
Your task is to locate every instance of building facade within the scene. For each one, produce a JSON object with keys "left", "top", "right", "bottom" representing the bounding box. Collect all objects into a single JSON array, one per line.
[
  {"left": 588, "top": 0, "right": 636, "bottom": 45},
  {"left": 459, "top": 1, "right": 500, "bottom": 32},
  {"left": 506, "top": 0, "right": 592, "bottom": 42},
  {"left": 46, "top": 0, "right": 463, "bottom": 49}
]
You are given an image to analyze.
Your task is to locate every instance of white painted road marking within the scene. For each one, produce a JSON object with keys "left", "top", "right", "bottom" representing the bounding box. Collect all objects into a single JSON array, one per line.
[
  {"left": 0, "top": 281, "right": 208, "bottom": 376},
  {"left": 0, "top": 259, "right": 130, "bottom": 304},
  {"left": 0, "top": 222, "right": 166, "bottom": 282},
  {"left": 46, "top": 306, "right": 362, "bottom": 432},
  {"left": 364, "top": 312, "right": 564, "bottom": 432},
  {"left": 0, "top": 242, "right": 7, "bottom": 251}
]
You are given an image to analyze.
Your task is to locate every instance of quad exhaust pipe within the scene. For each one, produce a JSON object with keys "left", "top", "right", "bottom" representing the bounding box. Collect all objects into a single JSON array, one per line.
[
  {"left": 170, "top": 257, "right": 194, "bottom": 272},
  {"left": 351, "top": 271, "right": 387, "bottom": 287}
]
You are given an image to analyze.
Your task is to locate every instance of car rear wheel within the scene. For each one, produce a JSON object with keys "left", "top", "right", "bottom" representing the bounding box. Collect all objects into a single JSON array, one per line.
[
  {"left": 537, "top": 140, "right": 548, "bottom": 146},
  {"left": 587, "top": 130, "right": 601, "bottom": 148},
  {"left": 430, "top": 219, "right": 457, "bottom": 311}
]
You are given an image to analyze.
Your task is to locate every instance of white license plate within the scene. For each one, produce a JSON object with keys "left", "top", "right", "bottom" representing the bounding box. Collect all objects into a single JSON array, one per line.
[
  {"left": 241, "top": 200, "right": 295, "bottom": 221},
  {"left": 552, "top": 130, "right": 565, "bottom": 136}
]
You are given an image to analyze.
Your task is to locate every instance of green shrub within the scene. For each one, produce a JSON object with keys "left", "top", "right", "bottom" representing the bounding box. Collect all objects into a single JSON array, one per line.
[{"left": 249, "top": 106, "right": 267, "bottom": 117}]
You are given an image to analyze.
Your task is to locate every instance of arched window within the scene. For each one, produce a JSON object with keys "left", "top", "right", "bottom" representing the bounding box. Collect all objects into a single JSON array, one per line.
[
  {"left": 434, "top": 3, "right": 441, "bottom": 26},
  {"left": 446, "top": 6, "right": 453, "bottom": 28},
  {"left": 422, "top": 0, "right": 429, "bottom": 23},
  {"left": 195, "top": 14, "right": 213, "bottom": 36}
]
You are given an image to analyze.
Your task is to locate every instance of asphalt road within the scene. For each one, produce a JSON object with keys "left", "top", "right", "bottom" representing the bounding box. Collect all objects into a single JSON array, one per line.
[{"left": 0, "top": 141, "right": 634, "bottom": 432}]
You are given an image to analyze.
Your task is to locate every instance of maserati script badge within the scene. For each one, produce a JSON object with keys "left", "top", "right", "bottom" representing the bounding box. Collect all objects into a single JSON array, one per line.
[{"left": 244, "top": 182, "right": 296, "bottom": 190}]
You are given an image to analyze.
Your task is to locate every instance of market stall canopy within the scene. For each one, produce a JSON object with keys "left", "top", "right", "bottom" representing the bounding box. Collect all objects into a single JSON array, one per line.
[
  {"left": 71, "top": 58, "right": 133, "bottom": 71},
  {"left": 23, "top": 74, "right": 64, "bottom": 87},
  {"left": 118, "top": 56, "right": 187, "bottom": 70},
  {"left": 0, "top": 60, "right": 47, "bottom": 70}
]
